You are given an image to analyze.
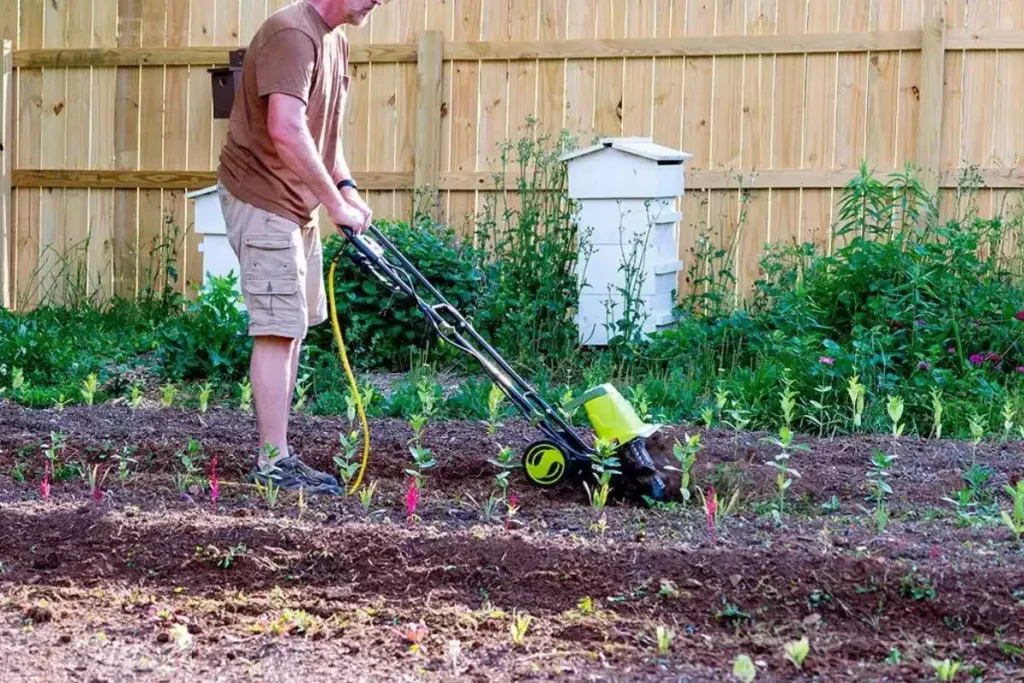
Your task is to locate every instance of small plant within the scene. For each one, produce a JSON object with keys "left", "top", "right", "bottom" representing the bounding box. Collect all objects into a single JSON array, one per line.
[
  {"left": 761, "top": 426, "right": 807, "bottom": 521},
  {"left": 334, "top": 430, "right": 363, "bottom": 493},
  {"left": 210, "top": 455, "right": 219, "bottom": 514},
  {"left": 80, "top": 372, "right": 99, "bottom": 405},
  {"left": 725, "top": 402, "right": 751, "bottom": 458},
  {"left": 887, "top": 395, "right": 905, "bottom": 438},
  {"left": 899, "top": 571, "right": 937, "bottom": 600},
  {"left": 865, "top": 450, "right": 897, "bottom": 533},
  {"left": 705, "top": 485, "right": 718, "bottom": 543},
  {"left": 11, "top": 366, "right": 26, "bottom": 395},
  {"left": 784, "top": 636, "right": 810, "bottom": 669},
  {"left": 405, "top": 477, "right": 420, "bottom": 525},
  {"left": 359, "top": 480, "right": 378, "bottom": 515},
  {"left": 848, "top": 374, "right": 866, "bottom": 430},
  {"left": 664, "top": 433, "right": 701, "bottom": 504},
  {"left": 88, "top": 464, "right": 109, "bottom": 506},
  {"left": 407, "top": 443, "right": 436, "bottom": 489},
  {"left": 508, "top": 610, "right": 532, "bottom": 646},
  {"left": 968, "top": 414, "right": 985, "bottom": 462},
  {"left": 488, "top": 445, "right": 518, "bottom": 500},
  {"left": 479, "top": 494, "right": 502, "bottom": 523},
  {"left": 655, "top": 625, "right": 673, "bottom": 656},
  {"left": 129, "top": 383, "right": 144, "bottom": 409},
  {"left": 930, "top": 658, "right": 961, "bottom": 682},
  {"left": 584, "top": 437, "right": 620, "bottom": 516},
  {"left": 239, "top": 379, "right": 253, "bottom": 413},
  {"left": 293, "top": 373, "right": 311, "bottom": 412},
  {"left": 1003, "top": 399, "right": 1018, "bottom": 440},
  {"left": 733, "top": 654, "right": 757, "bottom": 682},
  {"left": 160, "top": 383, "right": 177, "bottom": 408},
  {"left": 113, "top": 446, "right": 135, "bottom": 484},
  {"left": 930, "top": 388, "right": 944, "bottom": 438},
  {"left": 198, "top": 382, "right": 213, "bottom": 413},
  {"left": 779, "top": 372, "right": 798, "bottom": 429},
  {"left": 484, "top": 383, "right": 506, "bottom": 435},
  {"left": 255, "top": 478, "right": 280, "bottom": 509},
  {"left": 40, "top": 461, "right": 51, "bottom": 501},
  {"left": 43, "top": 431, "right": 75, "bottom": 481},
  {"left": 1001, "top": 479, "right": 1024, "bottom": 542},
  {"left": 52, "top": 394, "right": 71, "bottom": 412}
]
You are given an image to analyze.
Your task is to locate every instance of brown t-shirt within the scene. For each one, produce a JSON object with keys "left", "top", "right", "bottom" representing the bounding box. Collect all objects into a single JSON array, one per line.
[{"left": 218, "top": 1, "right": 350, "bottom": 226}]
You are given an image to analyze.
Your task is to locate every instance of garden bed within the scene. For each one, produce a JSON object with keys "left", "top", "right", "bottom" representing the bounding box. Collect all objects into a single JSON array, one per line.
[{"left": 1, "top": 402, "right": 1022, "bottom": 682}]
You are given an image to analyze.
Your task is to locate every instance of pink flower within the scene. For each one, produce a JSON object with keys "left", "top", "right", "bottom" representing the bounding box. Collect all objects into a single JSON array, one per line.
[
  {"left": 93, "top": 470, "right": 104, "bottom": 506},
  {"left": 819, "top": 356, "right": 835, "bottom": 366},
  {"left": 948, "top": 346, "right": 956, "bottom": 355},
  {"left": 969, "top": 354, "right": 984, "bottom": 366},
  {"left": 1016, "top": 366, "right": 1024, "bottom": 374},
  {"left": 40, "top": 462, "right": 50, "bottom": 501},
  {"left": 210, "top": 456, "right": 219, "bottom": 514},
  {"left": 918, "top": 361, "right": 931, "bottom": 371},
  {"left": 405, "top": 477, "right": 419, "bottom": 524},
  {"left": 705, "top": 486, "right": 717, "bottom": 544},
  {"left": 1015, "top": 311, "right": 1024, "bottom": 322},
  {"left": 915, "top": 319, "right": 926, "bottom": 327}
]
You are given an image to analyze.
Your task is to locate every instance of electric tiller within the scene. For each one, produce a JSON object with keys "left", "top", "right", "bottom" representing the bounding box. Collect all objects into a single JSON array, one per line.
[{"left": 329, "top": 224, "right": 669, "bottom": 504}]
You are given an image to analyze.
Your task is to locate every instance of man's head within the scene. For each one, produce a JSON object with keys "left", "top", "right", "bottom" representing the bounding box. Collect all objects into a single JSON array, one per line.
[{"left": 308, "top": 0, "right": 384, "bottom": 29}]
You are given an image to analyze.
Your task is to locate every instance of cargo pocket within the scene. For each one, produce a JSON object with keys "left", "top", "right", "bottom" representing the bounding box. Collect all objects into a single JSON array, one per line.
[{"left": 242, "top": 235, "right": 301, "bottom": 326}]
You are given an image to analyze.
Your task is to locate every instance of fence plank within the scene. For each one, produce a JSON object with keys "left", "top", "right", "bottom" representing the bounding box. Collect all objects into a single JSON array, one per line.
[
  {"left": 138, "top": 0, "right": 167, "bottom": 296},
  {"left": 414, "top": 31, "right": 444, "bottom": 191},
  {"left": 165, "top": 0, "right": 191, "bottom": 297},
  {"left": 114, "top": 0, "right": 142, "bottom": 299},
  {"left": 89, "top": 3, "right": 117, "bottom": 301},
  {"left": 1, "top": 40, "right": 10, "bottom": 308},
  {"left": 917, "top": 16, "right": 946, "bottom": 196}
]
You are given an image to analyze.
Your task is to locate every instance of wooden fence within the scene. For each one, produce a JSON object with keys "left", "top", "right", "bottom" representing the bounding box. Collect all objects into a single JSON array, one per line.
[{"left": 1, "top": 0, "right": 1024, "bottom": 311}]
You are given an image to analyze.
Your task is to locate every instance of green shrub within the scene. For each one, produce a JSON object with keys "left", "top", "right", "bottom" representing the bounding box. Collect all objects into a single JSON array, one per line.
[
  {"left": 156, "top": 274, "right": 251, "bottom": 381},
  {"left": 311, "top": 215, "right": 489, "bottom": 371}
]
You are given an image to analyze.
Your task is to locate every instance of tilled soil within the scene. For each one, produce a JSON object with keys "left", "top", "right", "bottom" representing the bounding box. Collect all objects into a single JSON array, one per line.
[{"left": 1, "top": 401, "right": 1023, "bottom": 682}]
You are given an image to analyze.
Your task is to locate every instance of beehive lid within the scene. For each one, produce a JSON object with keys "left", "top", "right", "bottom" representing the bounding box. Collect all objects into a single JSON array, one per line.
[
  {"left": 559, "top": 137, "right": 693, "bottom": 164},
  {"left": 185, "top": 185, "right": 220, "bottom": 199}
]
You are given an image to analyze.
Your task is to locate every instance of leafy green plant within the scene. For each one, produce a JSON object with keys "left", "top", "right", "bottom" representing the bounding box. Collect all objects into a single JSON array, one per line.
[
  {"left": 358, "top": 480, "right": 378, "bottom": 515},
  {"left": 129, "top": 383, "right": 144, "bottom": 409},
  {"left": 1001, "top": 479, "right": 1024, "bottom": 542},
  {"left": 160, "top": 383, "right": 177, "bottom": 408},
  {"left": 784, "top": 636, "right": 810, "bottom": 669},
  {"left": 239, "top": 379, "right": 253, "bottom": 413},
  {"left": 761, "top": 426, "right": 808, "bottom": 521},
  {"left": 887, "top": 395, "right": 905, "bottom": 438},
  {"left": 865, "top": 450, "right": 897, "bottom": 533},
  {"left": 655, "top": 625, "right": 673, "bottom": 656},
  {"left": 930, "top": 658, "right": 961, "bottom": 682},
  {"left": 779, "top": 372, "right": 798, "bottom": 429},
  {"left": 198, "top": 382, "right": 213, "bottom": 413},
  {"left": 664, "top": 433, "right": 701, "bottom": 504},
  {"left": 584, "top": 437, "right": 620, "bottom": 516},
  {"left": 848, "top": 375, "right": 866, "bottom": 430},
  {"left": 508, "top": 610, "right": 532, "bottom": 646},
  {"left": 293, "top": 373, "right": 311, "bottom": 412},
  {"left": 255, "top": 478, "right": 280, "bottom": 509},
  {"left": 733, "top": 654, "right": 757, "bottom": 682},
  {"left": 483, "top": 383, "right": 506, "bottom": 436},
  {"left": 334, "top": 430, "right": 363, "bottom": 494},
  {"left": 80, "top": 372, "right": 99, "bottom": 405},
  {"left": 931, "top": 388, "right": 944, "bottom": 439}
]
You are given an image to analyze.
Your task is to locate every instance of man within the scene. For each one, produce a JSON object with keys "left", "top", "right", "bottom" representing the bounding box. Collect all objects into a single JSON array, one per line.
[{"left": 217, "top": 0, "right": 385, "bottom": 493}]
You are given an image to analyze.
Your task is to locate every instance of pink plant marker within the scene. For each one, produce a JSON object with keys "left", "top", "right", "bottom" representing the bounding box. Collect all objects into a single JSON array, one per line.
[
  {"left": 93, "top": 471, "right": 104, "bottom": 507},
  {"left": 705, "top": 486, "right": 718, "bottom": 544},
  {"left": 506, "top": 493, "right": 520, "bottom": 532},
  {"left": 406, "top": 477, "right": 419, "bottom": 526},
  {"left": 210, "top": 456, "right": 219, "bottom": 514}
]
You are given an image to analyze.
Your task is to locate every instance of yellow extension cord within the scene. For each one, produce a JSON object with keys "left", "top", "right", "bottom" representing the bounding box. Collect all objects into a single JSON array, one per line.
[{"left": 328, "top": 256, "right": 371, "bottom": 495}]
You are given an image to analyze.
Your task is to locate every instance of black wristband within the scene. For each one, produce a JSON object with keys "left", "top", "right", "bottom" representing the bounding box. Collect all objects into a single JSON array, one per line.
[{"left": 337, "top": 178, "right": 358, "bottom": 191}]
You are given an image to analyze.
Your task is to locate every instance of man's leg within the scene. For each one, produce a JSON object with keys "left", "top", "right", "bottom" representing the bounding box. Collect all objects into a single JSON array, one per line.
[{"left": 251, "top": 335, "right": 299, "bottom": 468}]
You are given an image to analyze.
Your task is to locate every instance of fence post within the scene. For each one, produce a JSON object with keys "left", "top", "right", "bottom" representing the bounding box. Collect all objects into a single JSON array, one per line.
[
  {"left": 917, "top": 16, "right": 946, "bottom": 199},
  {"left": 1, "top": 40, "right": 11, "bottom": 310},
  {"left": 414, "top": 31, "right": 444, "bottom": 198}
]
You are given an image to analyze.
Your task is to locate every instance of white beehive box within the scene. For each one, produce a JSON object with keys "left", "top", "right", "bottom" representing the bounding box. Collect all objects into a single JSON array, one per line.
[
  {"left": 184, "top": 185, "right": 242, "bottom": 296},
  {"left": 560, "top": 138, "right": 692, "bottom": 346}
]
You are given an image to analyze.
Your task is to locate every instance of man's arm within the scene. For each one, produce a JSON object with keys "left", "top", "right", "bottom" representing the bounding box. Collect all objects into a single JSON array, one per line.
[{"left": 267, "top": 93, "right": 367, "bottom": 231}]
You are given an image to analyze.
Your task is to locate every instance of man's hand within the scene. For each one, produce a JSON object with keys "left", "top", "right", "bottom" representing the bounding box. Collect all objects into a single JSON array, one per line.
[
  {"left": 340, "top": 186, "right": 373, "bottom": 233},
  {"left": 327, "top": 198, "right": 366, "bottom": 235}
]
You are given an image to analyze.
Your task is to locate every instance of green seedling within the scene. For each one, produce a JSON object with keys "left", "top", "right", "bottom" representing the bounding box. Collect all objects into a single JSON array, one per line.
[
  {"left": 931, "top": 388, "right": 944, "bottom": 439},
  {"left": 293, "top": 373, "right": 311, "bottom": 412},
  {"left": 968, "top": 414, "right": 985, "bottom": 462},
  {"left": 334, "top": 430, "right": 362, "bottom": 493},
  {"left": 198, "top": 382, "right": 213, "bottom": 413},
  {"left": 488, "top": 445, "right": 518, "bottom": 499},
  {"left": 655, "top": 625, "right": 673, "bottom": 656},
  {"left": 129, "top": 383, "right": 144, "bottom": 409},
  {"left": 1001, "top": 479, "right": 1024, "bottom": 542},
  {"left": 886, "top": 395, "right": 904, "bottom": 438},
  {"left": 761, "top": 426, "right": 808, "bottom": 520},
  {"left": 358, "top": 480, "right": 378, "bottom": 515},
  {"left": 11, "top": 367, "right": 25, "bottom": 395},
  {"left": 784, "top": 636, "right": 810, "bottom": 669},
  {"left": 81, "top": 373, "right": 99, "bottom": 405},
  {"left": 479, "top": 494, "right": 502, "bottom": 523},
  {"left": 416, "top": 377, "right": 437, "bottom": 418},
  {"left": 930, "top": 658, "right": 961, "bottom": 682},
  {"left": 665, "top": 433, "right": 701, "bottom": 504},
  {"left": 1003, "top": 399, "right": 1018, "bottom": 440},
  {"left": 806, "top": 383, "right": 834, "bottom": 437},
  {"left": 733, "top": 654, "right": 757, "bottom": 682},
  {"left": 714, "top": 386, "right": 730, "bottom": 424},
  {"left": 239, "top": 379, "right": 253, "bottom": 413},
  {"left": 779, "top": 373, "right": 798, "bottom": 429},
  {"left": 484, "top": 383, "right": 506, "bottom": 435},
  {"left": 160, "top": 383, "right": 177, "bottom": 408},
  {"left": 584, "top": 437, "right": 620, "bottom": 516},
  {"left": 627, "top": 384, "right": 654, "bottom": 422},
  {"left": 865, "top": 450, "right": 897, "bottom": 533},
  {"left": 406, "top": 444, "right": 436, "bottom": 489},
  {"left": 701, "top": 406, "right": 715, "bottom": 427},
  {"left": 848, "top": 374, "right": 866, "bottom": 429},
  {"left": 255, "top": 478, "right": 280, "bottom": 509},
  {"left": 508, "top": 610, "right": 532, "bottom": 646},
  {"left": 52, "top": 394, "right": 71, "bottom": 412}
]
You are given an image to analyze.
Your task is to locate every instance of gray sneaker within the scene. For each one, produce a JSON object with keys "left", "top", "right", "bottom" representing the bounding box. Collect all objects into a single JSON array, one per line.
[
  {"left": 279, "top": 455, "right": 341, "bottom": 488},
  {"left": 250, "top": 458, "right": 342, "bottom": 495}
]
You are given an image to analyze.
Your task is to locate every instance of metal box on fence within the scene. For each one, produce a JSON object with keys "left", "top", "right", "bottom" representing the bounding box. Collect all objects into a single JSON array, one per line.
[
  {"left": 560, "top": 138, "right": 692, "bottom": 346},
  {"left": 209, "top": 49, "right": 246, "bottom": 119}
]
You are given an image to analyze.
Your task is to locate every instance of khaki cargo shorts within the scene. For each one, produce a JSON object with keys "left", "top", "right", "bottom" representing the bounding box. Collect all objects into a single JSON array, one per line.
[{"left": 218, "top": 185, "right": 328, "bottom": 340}]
